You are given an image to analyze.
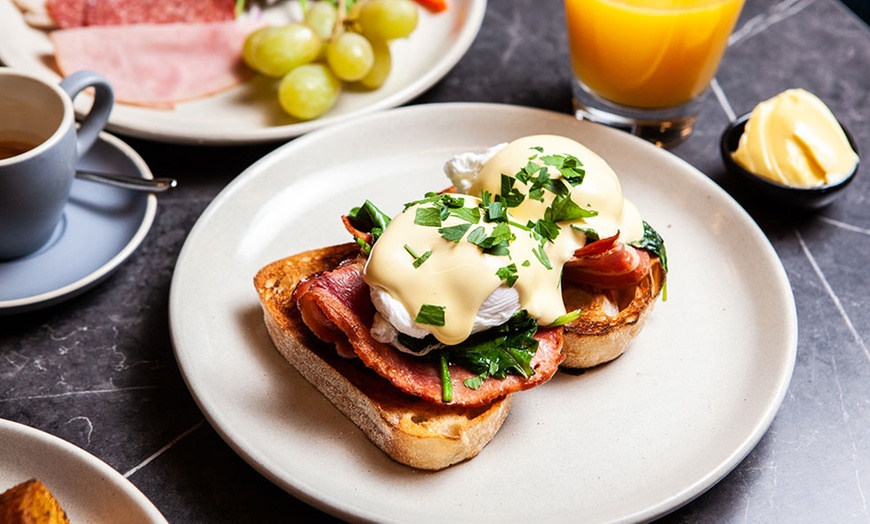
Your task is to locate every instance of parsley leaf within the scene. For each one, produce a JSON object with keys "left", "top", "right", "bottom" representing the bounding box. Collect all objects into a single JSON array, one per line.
[
  {"left": 500, "top": 174, "right": 525, "bottom": 208},
  {"left": 571, "top": 224, "right": 600, "bottom": 242},
  {"left": 546, "top": 193, "right": 597, "bottom": 222},
  {"left": 548, "top": 308, "right": 583, "bottom": 327},
  {"left": 439, "top": 223, "right": 471, "bottom": 243},
  {"left": 404, "top": 244, "right": 431, "bottom": 268},
  {"left": 533, "top": 245, "right": 552, "bottom": 269},
  {"left": 467, "top": 223, "right": 513, "bottom": 255},
  {"left": 439, "top": 351, "right": 453, "bottom": 403},
  {"left": 403, "top": 192, "right": 465, "bottom": 211},
  {"left": 415, "top": 304, "right": 446, "bottom": 326},
  {"left": 530, "top": 218, "right": 560, "bottom": 243},
  {"left": 541, "top": 153, "right": 586, "bottom": 186},
  {"left": 496, "top": 263, "right": 519, "bottom": 287},
  {"left": 449, "top": 206, "right": 480, "bottom": 224},
  {"left": 414, "top": 207, "right": 442, "bottom": 227}
]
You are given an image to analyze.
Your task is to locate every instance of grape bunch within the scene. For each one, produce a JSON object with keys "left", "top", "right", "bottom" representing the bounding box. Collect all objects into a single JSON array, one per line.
[{"left": 243, "top": 0, "right": 419, "bottom": 120}]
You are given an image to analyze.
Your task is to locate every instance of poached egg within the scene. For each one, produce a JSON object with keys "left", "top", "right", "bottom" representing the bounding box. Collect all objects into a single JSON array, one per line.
[{"left": 364, "top": 135, "right": 644, "bottom": 353}]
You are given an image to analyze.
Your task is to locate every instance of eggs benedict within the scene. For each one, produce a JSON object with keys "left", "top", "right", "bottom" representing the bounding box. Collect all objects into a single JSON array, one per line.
[{"left": 254, "top": 134, "right": 667, "bottom": 470}]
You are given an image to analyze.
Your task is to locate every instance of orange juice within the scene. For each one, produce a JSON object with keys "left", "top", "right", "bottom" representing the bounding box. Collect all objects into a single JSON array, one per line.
[{"left": 565, "top": 0, "right": 744, "bottom": 109}]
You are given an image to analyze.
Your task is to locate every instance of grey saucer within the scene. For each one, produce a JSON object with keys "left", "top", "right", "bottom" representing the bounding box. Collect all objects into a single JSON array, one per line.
[{"left": 0, "top": 132, "right": 156, "bottom": 314}]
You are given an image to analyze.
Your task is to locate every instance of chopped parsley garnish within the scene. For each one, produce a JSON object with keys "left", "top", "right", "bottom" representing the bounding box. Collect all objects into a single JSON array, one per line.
[
  {"left": 404, "top": 244, "right": 431, "bottom": 268},
  {"left": 440, "top": 311, "right": 540, "bottom": 392},
  {"left": 450, "top": 206, "right": 480, "bottom": 224},
  {"left": 404, "top": 192, "right": 466, "bottom": 213},
  {"left": 401, "top": 311, "right": 541, "bottom": 400},
  {"left": 439, "top": 352, "right": 453, "bottom": 403},
  {"left": 438, "top": 223, "right": 472, "bottom": 243},
  {"left": 467, "top": 222, "right": 513, "bottom": 255},
  {"left": 500, "top": 174, "right": 525, "bottom": 208},
  {"left": 414, "top": 206, "right": 442, "bottom": 227},
  {"left": 415, "top": 304, "right": 446, "bottom": 326},
  {"left": 541, "top": 153, "right": 586, "bottom": 185},
  {"left": 548, "top": 308, "right": 583, "bottom": 327},
  {"left": 546, "top": 192, "right": 597, "bottom": 222},
  {"left": 571, "top": 224, "right": 600, "bottom": 242},
  {"left": 496, "top": 263, "right": 519, "bottom": 287},
  {"left": 532, "top": 245, "right": 552, "bottom": 270}
]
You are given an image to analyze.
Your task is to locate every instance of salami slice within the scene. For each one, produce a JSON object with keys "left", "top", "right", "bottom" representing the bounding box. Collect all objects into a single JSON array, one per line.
[
  {"left": 85, "top": 0, "right": 235, "bottom": 26},
  {"left": 45, "top": 0, "right": 87, "bottom": 28},
  {"left": 46, "top": 0, "right": 235, "bottom": 28}
]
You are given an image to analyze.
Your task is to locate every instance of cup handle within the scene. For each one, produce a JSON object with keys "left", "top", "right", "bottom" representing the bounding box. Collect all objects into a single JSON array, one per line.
[{"left": 59, "top": 70, "right": 115, "bottom": 159}]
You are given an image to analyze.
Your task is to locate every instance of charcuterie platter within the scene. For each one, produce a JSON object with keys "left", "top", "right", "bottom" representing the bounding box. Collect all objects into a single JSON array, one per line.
[{"left": 0, "top": 0, "right": 486, "bottom": 144}]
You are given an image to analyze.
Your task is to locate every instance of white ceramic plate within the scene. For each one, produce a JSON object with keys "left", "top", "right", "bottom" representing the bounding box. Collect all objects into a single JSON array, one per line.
[
  {"left": 0, "top": 0, "right": 486, "bottom": 145},
  {"left": 0, "top": 419, "right": 167, "bottom": 523},
  {"left": 169, "top": 103, "right": 797, "bottom": 522},
  {"left": 0, "top": 132, "right": 156, "bottom": 315}
]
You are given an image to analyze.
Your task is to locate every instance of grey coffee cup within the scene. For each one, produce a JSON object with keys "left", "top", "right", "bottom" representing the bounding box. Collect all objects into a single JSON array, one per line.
[{"left": 0, "top": 68, "right": 114, "bottom": 260}]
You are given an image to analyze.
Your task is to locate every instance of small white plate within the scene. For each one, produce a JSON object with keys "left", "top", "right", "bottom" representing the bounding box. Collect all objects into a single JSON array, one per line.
[
  {"left": 0, "top": 0, "right": 487, "bottom": 145},
  {"left": 0, "top": 132, "right": 156, "bottom": 315},
  {"left": 0, "top": 419, "right": 167, "bottom": 523},
  {"left": 169, "top": 103, "right": 797, "bottom": 522}
]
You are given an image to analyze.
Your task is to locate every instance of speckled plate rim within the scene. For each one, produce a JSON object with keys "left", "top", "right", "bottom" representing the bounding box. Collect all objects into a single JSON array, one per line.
[
  {"left": 169, "top": 102, "right": 797, "bottom": 523},
  {"left": 0, "top": 131, "right": 156, "bottom": 314},
  {"left": 0, "top": 0, "right": 487, "bottom": 145},
  {"left": 0, "top": 418, "right": 168, "bottom": 523}
]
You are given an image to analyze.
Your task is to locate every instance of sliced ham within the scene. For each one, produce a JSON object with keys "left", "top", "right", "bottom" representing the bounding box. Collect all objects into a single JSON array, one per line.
[
  {"left": 51, "top": 21, "right": 257, "bottom": 108},
  {"left": 294, "top": 256, "right": 564, "bottom": 407},
  {"left": 564, "top": 233, "right": 651, "bottom": 289},
  {"left": 46, "top": 0, "right": 235, "bottom": 28}
]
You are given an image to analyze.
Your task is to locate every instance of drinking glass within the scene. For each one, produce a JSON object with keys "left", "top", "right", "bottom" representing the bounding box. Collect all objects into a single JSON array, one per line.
[{"left": 565, "top": 0, "right": 745, "bottom": 147}]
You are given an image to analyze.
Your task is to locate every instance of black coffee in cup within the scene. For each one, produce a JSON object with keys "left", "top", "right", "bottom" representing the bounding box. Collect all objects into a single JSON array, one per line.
[{"left": 0, "top": 139, "right": 40, "bottom": 160}]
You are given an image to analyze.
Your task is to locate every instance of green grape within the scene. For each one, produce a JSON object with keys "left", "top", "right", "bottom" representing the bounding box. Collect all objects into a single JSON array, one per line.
[
  {"left": 278, "top": 63, "right": 341, "bottom": 120},
  {"left": 358, "top": 37, "right": 391, "bottom": 89},
  {"left": 357, "top": 0, "right": 418, "bottom": 41},
  {"left": 326, "top": 32, "right": 375, "bottom": 81},
  {"left": 305, "top": 2, "right": 338, "bottom": 39},
  {"left": 243, "top": 23, "right": 322, "bottom": 78}
]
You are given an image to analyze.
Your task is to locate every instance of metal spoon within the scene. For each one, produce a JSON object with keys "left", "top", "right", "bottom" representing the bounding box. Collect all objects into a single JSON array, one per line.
[{"left": 75, "top": 170, "right": 178, "bottom": 192}]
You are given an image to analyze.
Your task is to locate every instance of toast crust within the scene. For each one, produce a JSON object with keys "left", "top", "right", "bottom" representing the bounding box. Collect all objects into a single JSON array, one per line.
[
  {"left": 561, "top": 257, "right": 665, "bottom": 368},
  {"left": 254, "top": 243, "right": 512, "bottom": 471}
]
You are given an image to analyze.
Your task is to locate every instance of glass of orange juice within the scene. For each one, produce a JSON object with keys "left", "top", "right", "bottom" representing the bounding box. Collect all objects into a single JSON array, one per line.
[{"left": 565, "top": 0, "right": 745, "bottom": 147}]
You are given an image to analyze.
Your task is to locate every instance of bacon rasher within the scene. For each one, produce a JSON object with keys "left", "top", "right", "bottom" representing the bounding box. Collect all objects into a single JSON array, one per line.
[
  {"left": 293, "top": 255, "right": 564, "bottom": 407},
  {"left": 563, "top": 233, "right": 651, "bottom": 289}
]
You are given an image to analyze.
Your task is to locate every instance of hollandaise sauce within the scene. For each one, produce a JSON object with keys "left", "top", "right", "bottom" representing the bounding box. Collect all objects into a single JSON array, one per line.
[{"left": 364, "top": 135, "right": 646, "bottom": 346}]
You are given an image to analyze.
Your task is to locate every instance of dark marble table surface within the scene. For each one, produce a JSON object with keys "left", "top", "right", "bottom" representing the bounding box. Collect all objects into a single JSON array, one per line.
[{"left": 3, "top": 0, "right": 870, "bottom": 521}]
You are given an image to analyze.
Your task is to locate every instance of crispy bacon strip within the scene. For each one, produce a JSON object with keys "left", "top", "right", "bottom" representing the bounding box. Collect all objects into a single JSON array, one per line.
[
  {"left": 341, "top": 215, "right": 373, "bottom": 245},
  {"left": 564, "top": 233, "right": 651, "bottom": 289},
  {"left": 293, "top": 258, "right": 563, "bottom": 406},
  {"left": 294, "top": 256, "right": 373, "bottom": 359}
]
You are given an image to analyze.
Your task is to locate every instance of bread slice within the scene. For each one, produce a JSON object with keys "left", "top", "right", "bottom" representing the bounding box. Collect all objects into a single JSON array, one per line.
[
  {"left": 254, "top": 243, "right": 513, "bottom": 471},
  {"left": 0, "top": 479, "right": 70, "bottom": 524},
  {"left": 561, "top": 257, "right": 665, "bottom": 368}
]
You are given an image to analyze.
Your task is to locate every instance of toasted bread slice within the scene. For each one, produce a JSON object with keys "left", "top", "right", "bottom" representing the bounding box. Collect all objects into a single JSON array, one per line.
[
  {"left": 254, "top": 243, "right": 512, "bottom": 471},
  {"left": 561, "top": 257, "right": 665, "bottom": 369},
  {"left": 0, "top": 479, "right": 70, "bottom": 524}
]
